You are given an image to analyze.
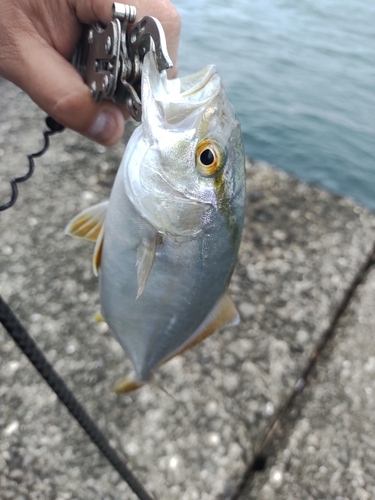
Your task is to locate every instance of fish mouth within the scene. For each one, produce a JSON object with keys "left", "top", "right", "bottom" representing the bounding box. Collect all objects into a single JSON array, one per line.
[
  {"left": 142, "top": 52, "right": 221, "bottom": 125},
  {"left": 164, "top": 65, "right": 221, "bottom": 124},
  {"left": 178, "top": 65, "right": 219, "bottom": 97}
]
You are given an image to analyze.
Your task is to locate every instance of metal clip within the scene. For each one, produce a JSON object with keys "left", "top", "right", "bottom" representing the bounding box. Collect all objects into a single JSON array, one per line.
[{"left": 73, "top": 3, "right": 173, "bottom": 121}]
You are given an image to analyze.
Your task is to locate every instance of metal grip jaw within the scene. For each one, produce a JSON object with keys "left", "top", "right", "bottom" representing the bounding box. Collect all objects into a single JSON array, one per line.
[{"left": 73, "top": 3, "right": 173, "bottom": 121}]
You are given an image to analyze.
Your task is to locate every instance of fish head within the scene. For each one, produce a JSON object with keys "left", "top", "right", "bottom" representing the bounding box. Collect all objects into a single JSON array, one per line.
[{"left": 125, "top": 51, "right": 245, "bottom": 238}]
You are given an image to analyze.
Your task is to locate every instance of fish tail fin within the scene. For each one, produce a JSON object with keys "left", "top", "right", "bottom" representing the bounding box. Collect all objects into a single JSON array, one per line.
[
  {"left": 150, "top": 380, "right": 175, "bottom": 401},
  {"left": 113, "top": 371, "right": 173, "bottom": 399},
  {"left": 114, "top": 372, "right": 144, "bottom": 394}
]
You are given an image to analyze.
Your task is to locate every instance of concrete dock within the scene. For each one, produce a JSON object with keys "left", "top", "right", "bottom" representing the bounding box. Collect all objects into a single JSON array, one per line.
[{"left": 1, "top": 77, "right": 375, "bottom": 500}]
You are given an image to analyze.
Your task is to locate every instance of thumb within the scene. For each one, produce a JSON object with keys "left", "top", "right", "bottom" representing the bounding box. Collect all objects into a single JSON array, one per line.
[{"left": 13, "top": 37, "right": 125, "bottom": 146}]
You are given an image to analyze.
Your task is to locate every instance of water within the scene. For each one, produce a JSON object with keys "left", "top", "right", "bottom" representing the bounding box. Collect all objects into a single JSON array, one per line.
[{"left": 173, "top": 0, "right": 375, "bottom": 211}]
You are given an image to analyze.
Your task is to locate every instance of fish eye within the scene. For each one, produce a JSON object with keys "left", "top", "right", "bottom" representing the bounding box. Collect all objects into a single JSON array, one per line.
[
  {"left": 200, "top": 149, "right": 215, "bottom": 166},
  {"left": 196, "top": 139, "right": 225, "bottom": 177}
]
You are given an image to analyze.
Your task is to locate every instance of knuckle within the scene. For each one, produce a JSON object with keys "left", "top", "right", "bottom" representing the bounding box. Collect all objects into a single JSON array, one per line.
[{"left": 50, "top": 90, "right": 91, "bottom": 131}]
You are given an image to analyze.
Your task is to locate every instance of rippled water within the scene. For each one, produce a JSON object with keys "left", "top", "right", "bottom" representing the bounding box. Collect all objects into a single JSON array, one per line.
[{"left": 173, "top": 0, "right": 375, "bottom": 211}]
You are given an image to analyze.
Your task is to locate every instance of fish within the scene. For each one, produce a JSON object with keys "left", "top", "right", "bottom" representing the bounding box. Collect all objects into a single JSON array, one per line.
[{"left": 66, "top": 51, "right": 246, "bottom": 393}]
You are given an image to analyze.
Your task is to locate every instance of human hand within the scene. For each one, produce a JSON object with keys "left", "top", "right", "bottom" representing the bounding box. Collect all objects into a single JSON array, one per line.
[{"left": 0, "top": 0, "right": 180, "bottom": 146}]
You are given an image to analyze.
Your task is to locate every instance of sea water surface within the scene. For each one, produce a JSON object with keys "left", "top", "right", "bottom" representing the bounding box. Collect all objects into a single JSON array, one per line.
[{"left": 173, "top": 0, "right": 375, "bottom": 211}]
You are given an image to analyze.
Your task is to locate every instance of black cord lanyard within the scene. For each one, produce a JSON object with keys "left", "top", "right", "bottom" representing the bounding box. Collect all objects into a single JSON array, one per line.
[{"left": 0, "top": 117, "right": 64, "bottom": 212}]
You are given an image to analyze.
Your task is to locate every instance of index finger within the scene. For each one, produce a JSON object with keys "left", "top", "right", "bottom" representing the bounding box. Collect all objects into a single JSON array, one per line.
[{"left": 70, "top": 0, "right": 181, "bottom": 77}]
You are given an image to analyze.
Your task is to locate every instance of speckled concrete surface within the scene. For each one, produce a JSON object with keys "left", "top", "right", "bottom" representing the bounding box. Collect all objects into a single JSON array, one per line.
[
  {"left": 1, "top": 78, "right": 375, "bottom": 500},
  {"left": 241, "top": 268, "right": 375, "bottom": 500}
]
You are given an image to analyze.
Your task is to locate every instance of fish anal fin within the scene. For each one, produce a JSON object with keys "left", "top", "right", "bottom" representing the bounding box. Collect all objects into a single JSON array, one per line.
[
  {"left": 65, "top": 201, "right": 108, "bottom": 242},
  {"left": 162, "top": 292, "right": 239, "bottom": 365},
  {"left": 93, "top": 312, "right": 105, "bottom": 323},
  {"left": 93, "top": 227, "right": 104, "bottom": 276},
  {"left": 135, "top": 232, "right": 162, "bottom": 300}
]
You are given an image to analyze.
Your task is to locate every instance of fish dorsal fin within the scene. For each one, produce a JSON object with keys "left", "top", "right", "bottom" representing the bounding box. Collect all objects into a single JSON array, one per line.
[
  {"left": 65, "top": 201, "right": 108, "bottom": 241},
  {"left": 135, "top": 232, "right": 162, "bottom": 300},
  {"left": 161, "top": 292, "right": 239, "bottom": 365},
  {"left": 93, "top": 226, "right": 104, "bottom": 277}
]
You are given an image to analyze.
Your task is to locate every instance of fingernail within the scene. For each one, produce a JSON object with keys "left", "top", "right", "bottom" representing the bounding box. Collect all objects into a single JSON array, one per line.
[{"left": 88, "top": 108, "right": 123, "bottom": 145}]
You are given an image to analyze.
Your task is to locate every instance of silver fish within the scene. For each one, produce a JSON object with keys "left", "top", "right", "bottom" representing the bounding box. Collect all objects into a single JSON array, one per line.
[{"left": 66, "top": 52, "right": 246, "bottom": 392}]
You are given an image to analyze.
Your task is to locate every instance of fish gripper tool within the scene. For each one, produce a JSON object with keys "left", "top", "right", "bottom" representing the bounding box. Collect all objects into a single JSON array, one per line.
[
  {"left": 72, "top": 2, "right": 173, "bottom": 121},
  {"left": 0, "top": 3, "right": 172, "bottom": 212}
]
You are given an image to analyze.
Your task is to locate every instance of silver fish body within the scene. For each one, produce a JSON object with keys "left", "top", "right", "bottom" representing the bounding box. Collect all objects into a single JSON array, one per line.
[{"left": 67, "top": 52, "right": 246, "bottom": 390}]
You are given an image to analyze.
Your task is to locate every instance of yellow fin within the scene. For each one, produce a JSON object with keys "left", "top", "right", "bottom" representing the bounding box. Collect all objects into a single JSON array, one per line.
[
  {"left": 114, "top": 373, "right": 143, "bottom": 394},
  {"left": 93, "top": 312, "right": 105, "bottom": 323},
  {"left": 93, "top": 226, "right": 104, "bottom": 276},
  {"left": 65, "top": 201, "right": 108, "bottom": 242},
  {"left": 161, "top": 292, "right": 239, "bottom": 364}
]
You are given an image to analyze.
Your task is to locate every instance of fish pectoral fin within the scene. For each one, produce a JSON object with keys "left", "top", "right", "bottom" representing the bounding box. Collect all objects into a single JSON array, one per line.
[
  {"left": 135, "top": 232, "right": 162, "bottom": 300},
  {"left": 162, "top": 292, "right": 239, "bottom": 364},
  {"left": 93, "top": 226, "right": 104, "bottom": 276},
  {"left": 65, "top": 201, "right": 108, "bottom": 242}
]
